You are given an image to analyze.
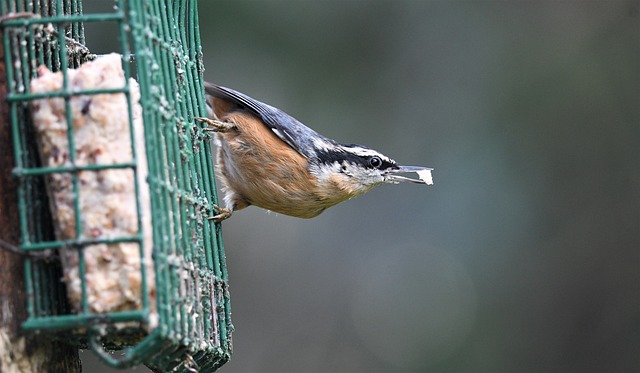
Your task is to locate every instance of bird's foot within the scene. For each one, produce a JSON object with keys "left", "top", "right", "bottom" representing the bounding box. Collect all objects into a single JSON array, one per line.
[
  {"left": 208, "top": 204, "right": 233, "bottom": 223},
  {"left": 195, "top": 117, "right": 236, "bottom": 133}
]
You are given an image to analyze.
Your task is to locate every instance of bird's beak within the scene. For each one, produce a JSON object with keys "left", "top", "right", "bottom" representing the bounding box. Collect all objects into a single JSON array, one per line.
[{"left": 386, "top": 166, "right": 434, "bottom": 185}]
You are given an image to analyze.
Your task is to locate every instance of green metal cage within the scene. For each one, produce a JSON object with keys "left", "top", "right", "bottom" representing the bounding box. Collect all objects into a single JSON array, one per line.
[{"left": 0, "top": 0, "right": 232, "bottom": 371}]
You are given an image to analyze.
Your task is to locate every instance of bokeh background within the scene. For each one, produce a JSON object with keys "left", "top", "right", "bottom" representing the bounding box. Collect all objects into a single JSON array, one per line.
[{"left": 81, "top": 0, "right": 639, "bottom": 372}]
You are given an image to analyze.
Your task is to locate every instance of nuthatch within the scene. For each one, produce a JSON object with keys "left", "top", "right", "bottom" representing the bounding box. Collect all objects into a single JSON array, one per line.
[{"left": 196, "top": 83, "right": 433, "bottom": 222}]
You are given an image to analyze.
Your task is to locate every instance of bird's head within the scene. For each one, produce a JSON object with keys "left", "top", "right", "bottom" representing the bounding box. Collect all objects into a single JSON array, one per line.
[{"left": 311, "top": 143, "right": 433, "bottom": 198}]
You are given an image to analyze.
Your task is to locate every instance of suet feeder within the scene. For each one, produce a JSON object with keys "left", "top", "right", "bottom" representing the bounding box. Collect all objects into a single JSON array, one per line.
[{"left": 0, "top": 0, "right": 232, "bottom": 371}]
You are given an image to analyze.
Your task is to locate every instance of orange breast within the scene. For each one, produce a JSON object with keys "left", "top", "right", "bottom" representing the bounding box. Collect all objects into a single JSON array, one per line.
[{"left": 214, "top": 110, "right": 336, "bottom": 218}]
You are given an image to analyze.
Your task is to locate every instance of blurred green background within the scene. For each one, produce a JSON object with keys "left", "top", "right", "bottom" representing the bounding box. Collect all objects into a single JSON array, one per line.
[{"left": 81, "top": 0, "right": 639, "bottom": 372}]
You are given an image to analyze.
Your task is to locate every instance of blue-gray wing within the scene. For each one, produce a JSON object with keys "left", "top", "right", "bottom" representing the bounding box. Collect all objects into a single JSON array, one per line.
[{"left": 204, "top": 83, "right": 332, "bottom": 160}]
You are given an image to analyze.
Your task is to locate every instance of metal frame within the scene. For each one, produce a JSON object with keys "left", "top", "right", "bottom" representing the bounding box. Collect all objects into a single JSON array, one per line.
[{"left": 0, "top": 0, "right": 232, "bottom": 370}]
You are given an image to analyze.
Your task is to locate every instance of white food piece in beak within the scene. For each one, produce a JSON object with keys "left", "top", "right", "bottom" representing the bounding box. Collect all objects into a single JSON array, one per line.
[{"left": 416, "top": 168, "right": 433, "bottom": 185}]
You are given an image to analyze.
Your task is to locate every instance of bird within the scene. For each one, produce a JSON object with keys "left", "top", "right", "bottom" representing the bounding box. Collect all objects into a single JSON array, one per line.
[{"left": 196, "top": 82, "right": 433, "bottom": 222}]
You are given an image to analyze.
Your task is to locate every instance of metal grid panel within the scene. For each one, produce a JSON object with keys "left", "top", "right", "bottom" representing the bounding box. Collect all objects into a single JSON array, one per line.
[{"left": 0, "top": 0, "right": 232, "bottom": 370}]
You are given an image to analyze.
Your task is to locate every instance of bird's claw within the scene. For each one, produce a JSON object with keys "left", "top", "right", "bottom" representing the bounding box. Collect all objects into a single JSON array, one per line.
[
  {"left": 208, "top": 204, "right": 232, "bottom": 223},
  {"left": 195, "top": 117, "right": 236, "bottom": 133}
]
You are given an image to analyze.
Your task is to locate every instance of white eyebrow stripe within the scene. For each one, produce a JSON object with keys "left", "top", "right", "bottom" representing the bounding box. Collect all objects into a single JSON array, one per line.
[{"left": 343, "top": 146, "right": 393, "bottom": 161}]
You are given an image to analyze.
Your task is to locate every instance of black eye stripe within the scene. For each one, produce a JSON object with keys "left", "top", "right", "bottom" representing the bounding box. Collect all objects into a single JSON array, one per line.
[{"left": 315, "top": 148, "right": 395, "bottom": 170}]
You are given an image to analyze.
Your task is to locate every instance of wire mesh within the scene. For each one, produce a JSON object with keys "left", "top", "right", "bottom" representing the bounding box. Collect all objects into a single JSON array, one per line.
[{"left": 0, "top": 0, "right": 232, "bottom": 371}]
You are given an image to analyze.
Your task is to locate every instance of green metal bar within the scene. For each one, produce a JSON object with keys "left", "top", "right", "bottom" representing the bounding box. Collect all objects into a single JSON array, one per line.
[
  {"left": 5, "top": 87, "right": 129, "bottom": 102},
  {"left": 156, "top": 1, "right": 189, "bottom": 342},
  {"left": 177, "top": 1, "right": 204, "bottom": 345},
  {"left": 136, "top": 4, "right": 174, "bottom": 342},
  {"left": 32, "top": 260, "right": 43, "bottom": 316},
  {"left": 180, "top": 1, "right": 210, "bottom": 346},
  {"left": 3, "top": 23, "right": 31, "bottom": 252},
  {"left": 145, "top": 176, "right": 211, "bottom": 209},
  {"left": 33, "top": 0, "right": 46, "bottom": 67},
  {"left": 129, "top": 2, "right": 168, "bottom": 338},
  {"left": 69, "top": 0, "right": 78, "bottom": 51},
  {"left": 26, "top": 11, "right": 37, "bottom": 82},
  {"left": 3, "top": 8, "right": 38, "bottom": 317},
  {"left": 191, "top": 0, "right": 233, "bottom": 350},
  {"left": 23, "top": 258, "right": 35, "bottom": 318},
  {"left": 35, "top": 261, "right": 48, "bottom": 317},
  {"left": 0, "top": 13, "right": 123, "bottom": 27},
  {"left": 115, "top": 0, "right": 149, "bottom": 317},
  {"left": 79, "top": 247, "right": 89, "bottom": 313},
  {"left": 148, "top": 4, "right": 177, "bottom": 248},
  {"left": 174, "top": 0, "right": 195, "bottom": 342},
  {"left": 192, "top": 3, "right": 225, "bottom": 348},
  {"left": 192, "top": 5, "right": 230, "bottom": 347},
  {"left": 87, "top": 328, "right": 159, "bottom": 369},
  {"left": 9, "top": 124, "right": 30, "bottom": 246},
  {"left": 25, "top": 261, "right": 38, "bottom": 318},
  {"left": 128, "top": 0, "right": 173, "bottom": 343},
  {"left": 75, "top": 0, "right": 85, "bottom": 43},
  {"left": 13, "top": 162, "right": 136, "bottom": 176},
  {"left": 43, "top": 260, "right": 57, "bottom": 317},
  {"left": 2, "top": 27, "right": 14, "bottom": 92},
  {"left": 20, "top": 235, "right": 142, "bottom": 251},
  {"left": 19, "top": 27, "right": 30, "bottom": 79},
  {"left": 182, "top": 2, "right": 214, "bottom": 344},
  {"left": 151, "top": 1, "right": 180, "bottom": 341},
  {"left": 22, "top": 309, "right": 148, "bottom": 330}
]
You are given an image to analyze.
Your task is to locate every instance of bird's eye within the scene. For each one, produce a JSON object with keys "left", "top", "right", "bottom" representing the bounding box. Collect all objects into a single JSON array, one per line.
[{"left": 369, "top": 156, "right": 383, "bottom": 169}]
